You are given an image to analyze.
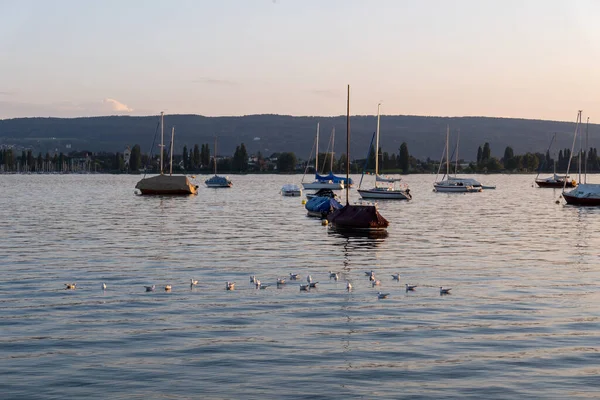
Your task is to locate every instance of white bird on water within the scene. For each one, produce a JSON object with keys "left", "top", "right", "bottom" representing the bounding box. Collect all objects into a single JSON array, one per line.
[
  {"left": 372, "top": 280, "right": 381, "bottom": 287},
  {"left": 144, "top": 285, "right": 155, "bottom": 292},
  {"left": 277, "top": 278, "right": 286, "bottom": 285},
  {"left": 165, "top": 285, "right": 172, "bottom": 291},
  {"left": 346, "top": 282, "right": 352, "bottom": 291},
  {"left": 65, "top": 283, "right": 76, "bottom": 290},
  {"left": 377, "top": 292, "right": 390, "bottom": 299},
  {"left": 102, "top": 282, "right": 107, "bottom": 290},
  {"left": 300, "top": 284, "right": 309, "bottom": 291},
  {"left": 365, "top": 270, "right": 375, "bottom": 278},
  {"left": 289, "top": 273, "right": 300, "bottom": 280},
  {"left": 440, "top": 287, "right": 451, "bottom": 295},
  {"left": 307, "top": 275, "right": 313, "bottom": 284},
  {"left": 226, "top": 282, "right": 235, "bottom": 291},
  {"left": 190, "top": 279, "right": 199, "bottom": 286},
  {"left": 391, "top": 273, "right": 400, "bottom": 281},
  {"left": 405, "top": 284, "right": 417, "bottom": 291},
  {"left": 255, "top": 279, "right": 261, "bottom": 289},
  {"left": 309, "top": 282, "right": 318, "bottom": 288},
  {"left": 250, "top": 275, "right": 256, "bottom": 283},
  {"left": 329, "top": 271, "right": 339, "bottom": 280},
  {"left": 369, "top": 275, "right": 376, "bottom": 282}
]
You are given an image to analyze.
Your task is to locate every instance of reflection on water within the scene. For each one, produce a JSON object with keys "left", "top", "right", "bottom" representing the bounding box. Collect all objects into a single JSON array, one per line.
[{"left": 1, "top": 173, "right": 600, "bottom": 399}]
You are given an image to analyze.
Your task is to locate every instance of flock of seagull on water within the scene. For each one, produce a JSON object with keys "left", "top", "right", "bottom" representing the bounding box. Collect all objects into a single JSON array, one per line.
[{"left": 64, "top": 270, "right": 452, "bottom": 298}]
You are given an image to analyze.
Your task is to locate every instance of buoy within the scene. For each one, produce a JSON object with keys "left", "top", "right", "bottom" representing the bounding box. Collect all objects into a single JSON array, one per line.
[
  {"left": 322, "top": 219, "right": 329, "bottom": 226},
  {"left": 301, "top": 199, "right": 307, "bottom": 205},
  {"left": 555, "top": 200, "right": 560, "bottom": 204}
]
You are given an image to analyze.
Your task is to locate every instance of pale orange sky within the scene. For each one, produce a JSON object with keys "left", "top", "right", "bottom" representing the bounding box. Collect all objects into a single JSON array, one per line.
[{"left": 1, "top": 0, "right": 599, "bottom": 121}]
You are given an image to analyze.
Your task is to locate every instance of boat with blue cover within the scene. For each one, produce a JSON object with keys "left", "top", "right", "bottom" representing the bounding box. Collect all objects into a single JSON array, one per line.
[
  {"left": 305, "top": 189, "right": 342, "bottom": 218},
  {"left": 205, "top": 137, "right": 232, "bottom": 188}
]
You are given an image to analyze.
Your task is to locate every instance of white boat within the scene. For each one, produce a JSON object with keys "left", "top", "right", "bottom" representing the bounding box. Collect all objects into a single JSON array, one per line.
[
  {"left": 301, "top": 123, "right": 348, "bottom": 190},
  {"left": 135, "top": 112, "right": 198, "bottom": 195},
  {"left": 281, "top": 184, "right": 302, "bottom": 197},
  {"left": 205, "top": 137, "right": 232, "bottom": 188},
  {"left": 562, "top": 112, "right": 600, "bottom": 205},
  {"left": 358, "top": 103, "right": 411, "bottom": 200},
  {"left": 434, "top": 126, "right": 482, "bottom": 193}
]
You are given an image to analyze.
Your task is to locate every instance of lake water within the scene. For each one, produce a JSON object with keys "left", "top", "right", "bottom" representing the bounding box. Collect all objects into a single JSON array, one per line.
[{"left": 1, "top": 173, "right": 600, "bottom": 399}]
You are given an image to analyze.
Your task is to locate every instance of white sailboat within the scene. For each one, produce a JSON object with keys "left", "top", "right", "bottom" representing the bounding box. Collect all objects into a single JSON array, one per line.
[
  {"left": 135, "top": 112, "right": 198, "bottom": 195},
  {"left": 434, "top": 125, "right": 482, "bottom": 193},
  {"left": 358, "top": 103, "right": 411, "bottom": 200},
  {"left": 302, "top": 123, "right": 348, "bottom": 190}
]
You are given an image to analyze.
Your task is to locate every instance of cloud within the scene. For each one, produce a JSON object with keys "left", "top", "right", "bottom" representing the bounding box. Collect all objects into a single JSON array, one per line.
[
  {"left": 192, "top": 77, "right": 238, "bottom": 86},
  {"left": 103, "top": 98, "right": 133, "bottom": 113}
]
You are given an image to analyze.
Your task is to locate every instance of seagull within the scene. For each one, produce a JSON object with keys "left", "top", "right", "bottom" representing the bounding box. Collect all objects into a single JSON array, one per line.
[
  {"left": 65, "top": 283, "right": 76, "bottom": 290},
  {"left": 250, "top": 275, "right": 256, "bottom": 283},
  {"left": 405, "top": 284, "right": 417, "bottom": 291},
  {"left": 226, "top": 281, "right": 235, "bottom": 291},
  {"left": 307, "top": 275, "right": 313, "bottom": 284},
  {"left": 165, "top": 285, "right": 172, "bottom": 291},
  {"left": 372, "top": 280, "right": 381, "bottom": 287},
  {"left": 377, "top": 292, "right": 390, "bottom": 299},
  {"left": 260, "top": 284, "right": 270, "bottom": 290},
  {"left": 289, "top": 273, "right": 300, "bottom": 280},
  {"left": 277, "top": 278, "right": 286, "bottom": 285},
  {"left": 329, "top": 271, "right": 339, "bottom": 280},
  {"left": 346, "top": 282, "right": 352, "bottom": 291},
  {"left": 369, "top": 275, "right": 376, "bottom": 282},
  {"left": 300, "top": 284, "right": 309, "bottom": 291},
  {"left": 102, "top": 282, "right": 107, "bottom": 290},
  {"left": 144, "top": 285, "right": 155, "bottom": 292},
  {"left": 190, "top": 279, "right": 199, "bottom": 286},
  {"left": 309, "top": 282, "right": 318, "bottom": 288},
  {"left": 440, "top": 287, "right": 451, "bottom": 295},
  {"left": 255, "top": 279, "right": 261, "bottom": 289},
  {"left": 391, "top": 273, "right": 400, "bottom": 281},
  {"left": 365, "top": 270, "right": 375, "bottom": 278}
]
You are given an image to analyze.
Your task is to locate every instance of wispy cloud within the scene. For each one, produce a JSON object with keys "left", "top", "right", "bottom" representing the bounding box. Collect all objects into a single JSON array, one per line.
[
  {"left": 192, "top": 77, "right": 238, "bottom": 86},
  {"left": 309, "top": 89, "right": 340, "bottom": 98},
  {"left": 103, "top": 98, "right": 133, "bottom": 113}
]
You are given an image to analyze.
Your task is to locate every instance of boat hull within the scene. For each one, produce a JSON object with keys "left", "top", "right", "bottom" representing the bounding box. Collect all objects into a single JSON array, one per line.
[
  {"left": 434, "top": 184, "right": 481, "bottom": 193},
  {"left": 357, "top": 188, "right": 411, "bottom": 200},
  {"left": 536, "top": 180, "right": 576, "bottom": 188},
  {"left": 327, "top": 204, "right": 389, "bottom": 231},
  {"left": 282, "top": 191, "right": 302, "bottom": 197},
  {"left": 135, "top": 175, "right": 198, "bottom": 195},
  {"left": 205, "top": 175, "right": 232, "bottom": 188}
]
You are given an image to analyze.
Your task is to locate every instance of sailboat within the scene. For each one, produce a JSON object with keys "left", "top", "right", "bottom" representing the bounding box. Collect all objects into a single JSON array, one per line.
[
  {"left": 535, "top": 133, "right": 577, "bottom": 188},
  {"left": 302, "top": 123, "right": 352, "bottom": 190},
  {"left": 327, "top": 85, "right": 389, "bottom": 232},
  {"left": 205, "top": 137, "right": 232, "bottom": 188},
  {"left": 434, "top": 126, "right": 482, "bottom": 193},
  {"left": 358, "top": 103, "right": 411, "bottom": 200},
  {"left": 135, "top": 112, "right": 198, "bottom": 195},
  {"left": 562, "top": 112, "right": 600, "bottom": 205}
]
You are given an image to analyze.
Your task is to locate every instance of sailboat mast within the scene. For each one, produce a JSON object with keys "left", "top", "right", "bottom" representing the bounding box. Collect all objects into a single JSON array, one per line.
[
  {"left": 316, "top": 123, "right": 320, "bottom": 173},
  {"left": 214, "top": 136, "right": 217, "bottom": 175},
  {"left": 169, "top": 127, "right": 174, "bottom": 176},
  {"left": 160, "top": 111, "right": 164, "bottom": 175},
  {"left": 585, "top": 117, "right": 589, "bottom": 184},
  {"left": 346, "top": 85, "right": 350, "bottom": 206},
  {"left": 445, "top": 125, "right": 450, "bottom": 178},
  {"left": 455, "top": 129, "right": 460, "bottom": 177},
  {"left": 331, "top": 127, "right": 335, "bottom": 172},
  {"left": 375, "top": 103, "right": 381, "bottom": 176},
  {"left": 579, "top": 116, "right": 583, "bottom": 184},
  {"left": 563, "top": 110, "right": 582, "bottom": 192}
]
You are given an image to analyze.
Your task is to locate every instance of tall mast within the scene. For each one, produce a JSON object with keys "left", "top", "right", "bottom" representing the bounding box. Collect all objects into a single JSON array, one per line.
[
  {"left": 331, "top": 127, "right": 335, "bottom": 172},
  {"left": 445, "top": 125, "right": 450, "bottom": 178},
  {"left": 455, "top": 129, "right": 460, "bottom": 177},
  {"left": 169, "top": 127, "right": 175, "bottom": 176},
  {"left": 563, "top": 110, "right": 582, "bottom": 192},
  {"left": 160, "top": 111, "right": 164, "bottom": 175},
  {"left": 585, "top": 117, "right": 589, "bottom": 184},
  {"left": 579, "top": 115, "right": 583, "bottom": 184},
  {"left": 315, "top": 123, "right": 320, "bottom": 173},
  {"left": 375, "top": 103, "right": 381, "bottom": 175},
  {"left": 346, "top": 85, "right": 350, "bottom": 206},
  {"left": 214, "top": 136, "right": 217, "bottom": 175}
]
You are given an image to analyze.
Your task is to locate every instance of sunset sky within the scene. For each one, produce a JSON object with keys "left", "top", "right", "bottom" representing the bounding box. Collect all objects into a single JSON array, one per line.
[{"left": 0, "top": 0, "right": 599, "bottom": 121}]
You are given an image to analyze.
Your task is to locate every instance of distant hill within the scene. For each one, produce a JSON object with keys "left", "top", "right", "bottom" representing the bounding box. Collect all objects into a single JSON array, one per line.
[{"left": 0, "top": 114, "right": 595, "bottom": 160}]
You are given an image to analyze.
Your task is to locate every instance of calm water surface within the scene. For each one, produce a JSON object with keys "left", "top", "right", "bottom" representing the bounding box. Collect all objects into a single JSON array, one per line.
[{"left": 1, "top": 174, "right": 600, "bottom": 399}]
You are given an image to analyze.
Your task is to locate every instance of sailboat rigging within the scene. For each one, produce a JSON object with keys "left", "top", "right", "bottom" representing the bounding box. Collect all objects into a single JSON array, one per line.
[{"left": 205, "top": 136, "right": 233, "bottom": 188}]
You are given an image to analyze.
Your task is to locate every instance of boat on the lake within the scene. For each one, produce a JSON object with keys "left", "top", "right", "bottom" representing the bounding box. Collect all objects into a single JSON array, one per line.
[
  {"left": 327, "top": 85, "right": 389, "bottom": 232},
  {"left": 281, "top": 184, "right": 302, "bottom": 197},
  {"left": 434, "top": 126, "right": 482, "bottom": 193},
  {"left": 358, "top": 103, "right": 411, "bottom": 200},
  {"left": 135, "top": 112, "right": 198, "bottom": 195},
  {"left": 562, "top": 112, "right": 600, "bottom": 205},
  {"left": 535, "top": 133, "right": 576, "bottom": 188},
  {"left": 305, "top": 189, "right": 342, "bottom": 218},
  {"left": 205, "top": 137, "right": 232, "bottom": 188},
  {"left": 302, "top": 123, "right": 352, "bottom": 190}
]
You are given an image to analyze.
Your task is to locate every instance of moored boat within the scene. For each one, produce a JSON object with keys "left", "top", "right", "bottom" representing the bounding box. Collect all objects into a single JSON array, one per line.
[{"left": 281, "top": 184, "right": 302, "bottom": 197}]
